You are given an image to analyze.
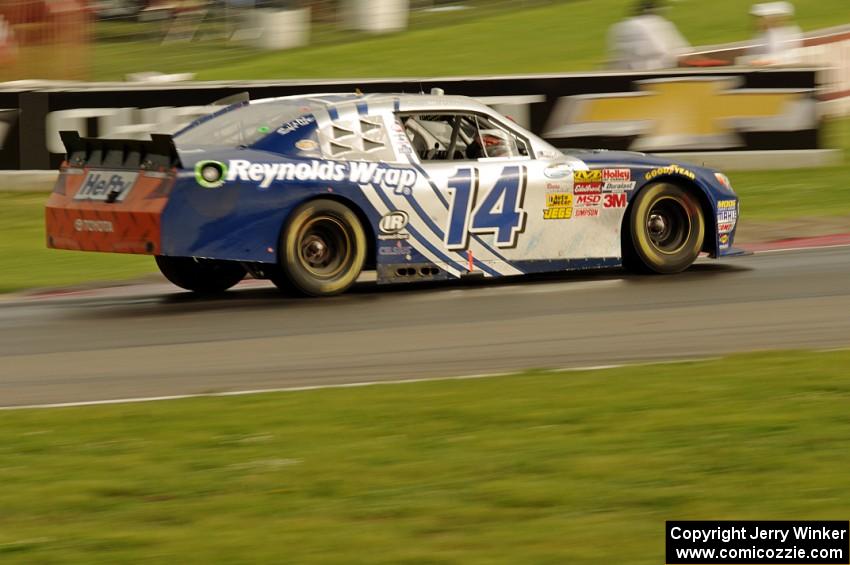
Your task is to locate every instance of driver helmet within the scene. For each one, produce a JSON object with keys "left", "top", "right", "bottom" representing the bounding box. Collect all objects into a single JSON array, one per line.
[{"left": 477, "top": 128, "right": 512, "bottom": 158}]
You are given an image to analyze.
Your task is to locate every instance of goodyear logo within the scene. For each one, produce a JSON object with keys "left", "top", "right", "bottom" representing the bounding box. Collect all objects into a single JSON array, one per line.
[
  {"left": 645, "top": 164, "right": 696, "bottom": 181},
  {"left": 574, "top": 170, "right": 602, "bottom": 183}
]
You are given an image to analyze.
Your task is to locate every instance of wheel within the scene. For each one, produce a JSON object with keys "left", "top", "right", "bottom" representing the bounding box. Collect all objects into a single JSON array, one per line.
[
  {"left": 155, "top": 256, "right": 246, "bottom": 293},
  {"left": 625, "top": 182, "right": 705, "bottom": 274},
  {"left": 271, "top": 199, "right": 367, "bottom": 297}
]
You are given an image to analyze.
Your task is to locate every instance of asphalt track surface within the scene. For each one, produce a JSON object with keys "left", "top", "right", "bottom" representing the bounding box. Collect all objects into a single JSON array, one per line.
[{"left": 1, "top": 246, "right": 849, "bottom": 408}]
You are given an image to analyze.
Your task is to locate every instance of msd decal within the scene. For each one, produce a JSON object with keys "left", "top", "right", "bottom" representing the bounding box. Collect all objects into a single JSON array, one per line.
[
  {"left": 575, "top": 193, "right": 601, "bottom": 207},
  {"left": 223, "top": 159, "right": 418, "bottom": 192}
]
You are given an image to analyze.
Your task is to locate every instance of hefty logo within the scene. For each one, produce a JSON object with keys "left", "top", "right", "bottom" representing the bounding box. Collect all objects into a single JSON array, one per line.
[
  {"left": 74, "top": 171, "right": 138, "bottom": 201},
  {"left": 226, "top": 159, "right": 418, "bottom": 193}
]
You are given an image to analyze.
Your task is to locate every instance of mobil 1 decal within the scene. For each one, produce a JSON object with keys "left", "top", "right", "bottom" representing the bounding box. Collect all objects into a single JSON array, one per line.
[{"left": 444, "top": 165, "right": 527, "bottom": 251}]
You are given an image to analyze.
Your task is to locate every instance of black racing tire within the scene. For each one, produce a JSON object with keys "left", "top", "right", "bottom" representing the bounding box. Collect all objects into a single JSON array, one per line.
[
  {"left": 625, "top": 182, "right": 705, "bottom": 274},
  {"left": 155, "top": 256, "right": 246, "bottom": 293},
  {"left": 271, "top": 199, "right": 367, "bottom": 297}
]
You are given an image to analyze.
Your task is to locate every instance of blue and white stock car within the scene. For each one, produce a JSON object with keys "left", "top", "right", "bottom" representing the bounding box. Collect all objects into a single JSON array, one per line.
[{"left": 46, "top": 92, "right": 740, "bottom": 296}]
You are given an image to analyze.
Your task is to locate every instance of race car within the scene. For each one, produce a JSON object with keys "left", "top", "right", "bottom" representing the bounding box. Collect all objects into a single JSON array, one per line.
[{"left": 45, "top": 91, "right": 740, "bottom": 296}]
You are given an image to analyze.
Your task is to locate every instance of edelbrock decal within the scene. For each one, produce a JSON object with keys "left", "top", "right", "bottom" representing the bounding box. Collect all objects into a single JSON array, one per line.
[{"left": 225, "top": 159, "right": 418, "bottom": 191}]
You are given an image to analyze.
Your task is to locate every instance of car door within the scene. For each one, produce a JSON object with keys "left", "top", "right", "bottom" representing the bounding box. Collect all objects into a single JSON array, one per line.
[{"left": 389, "top": 109, "right": 617, "bottom": 278}]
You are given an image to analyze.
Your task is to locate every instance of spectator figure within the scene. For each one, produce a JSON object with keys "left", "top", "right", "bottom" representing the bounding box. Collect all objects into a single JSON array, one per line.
[
  {"left": 607, "top": 0, "right": 690, "bottom": 70},
  {"left": 746, "top": 2, "right": 803, "bottom": 66}
]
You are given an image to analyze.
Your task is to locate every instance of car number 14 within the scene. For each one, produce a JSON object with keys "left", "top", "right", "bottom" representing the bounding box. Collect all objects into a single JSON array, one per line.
[{"left": 443, "top": 165, "right": 527, "bottom": 250}]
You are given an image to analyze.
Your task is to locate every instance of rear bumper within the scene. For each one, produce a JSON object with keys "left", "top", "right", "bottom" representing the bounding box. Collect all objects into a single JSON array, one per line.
[{"left": 46, "top": 169, "right": 174, "bottom": 254}]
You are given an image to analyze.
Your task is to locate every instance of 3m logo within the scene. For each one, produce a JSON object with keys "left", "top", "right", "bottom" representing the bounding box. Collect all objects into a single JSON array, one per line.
[
  {"left": 543, "top": 77, "right": 813, "bottom": 151},
  {"left": 603, "top": 193, "right": 626, "bottom": 208}
]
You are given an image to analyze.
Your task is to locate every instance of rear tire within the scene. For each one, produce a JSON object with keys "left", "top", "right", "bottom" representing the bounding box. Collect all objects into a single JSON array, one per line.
[
  {"left": 625, "top": 182, "right": 705, "bottom": 274},
  {"left": 155, "top": 256, "right": 246, "bottom": 293},
  {"left": 271, "top": 199, "right": 366, "bottom": 297}
]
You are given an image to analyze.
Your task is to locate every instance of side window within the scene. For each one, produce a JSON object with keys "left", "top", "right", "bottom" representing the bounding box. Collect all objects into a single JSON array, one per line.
[
  {"left": 399, "top": 113, "right": 530, "bottom": 162},
  {"left": 317, "top": 115, "right": 396, "bottom": 162}
]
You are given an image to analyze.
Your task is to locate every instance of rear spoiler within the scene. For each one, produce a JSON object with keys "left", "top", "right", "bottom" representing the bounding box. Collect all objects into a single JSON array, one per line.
[{"left": 60, "top": 131, "right": 182, "bottom": 170}]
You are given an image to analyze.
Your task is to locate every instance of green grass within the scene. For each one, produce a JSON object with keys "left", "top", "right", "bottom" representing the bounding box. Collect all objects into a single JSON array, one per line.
[
  {"left": 1, "top": 350, "right": 849, "bottom": 562},
  {"left": 0, "top": 192, "right": 155, "bottom": 293},
  {"left": 88, "top": 0, "right": 850, "bottom": 81},
  {"left": 726, "top": 118, "right": 850, "bottom": 220}
]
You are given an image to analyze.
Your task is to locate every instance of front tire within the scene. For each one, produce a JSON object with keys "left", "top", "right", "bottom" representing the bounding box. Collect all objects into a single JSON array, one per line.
[
  {"left": 625, "top": 182, "right": 705, "bottom": 274},
  {"left": 271, "top": 199, "right": 367, "bottom": 297},
  {"left": 155, "top": 256, "right": 246, "bottom": 293}
]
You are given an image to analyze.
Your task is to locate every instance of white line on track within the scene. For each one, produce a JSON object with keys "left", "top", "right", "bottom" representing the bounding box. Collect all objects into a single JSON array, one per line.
[
  {"left": 750, "top": 242, "right": 850, "bottom": 254},
  {"left": 0, "top": 355, "right": 737, "bottom": 411}
]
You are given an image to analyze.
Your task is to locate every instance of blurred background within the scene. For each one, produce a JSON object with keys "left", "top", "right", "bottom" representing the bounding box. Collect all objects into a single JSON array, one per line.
[{"left": 0, "top": 0, "right": 847, "bottom": 83}]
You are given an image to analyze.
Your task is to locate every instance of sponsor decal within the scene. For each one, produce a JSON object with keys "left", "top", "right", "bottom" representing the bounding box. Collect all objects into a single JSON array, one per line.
[
  {"left": 574, "top": 182, "right": 602, "bottom": 194},
  {"left": 543, "top": 77, "right": 812, "bottom": 152},
  {"left": 74, "top": 171, "right": 138, "bottom": 201},
  {"left": 718, "top": 222, "right": 735, "bottom": 234},
  {"left": 379, "top": 210, "right": 409, "bottom": 234},
  {"left": 546, "top": 182, "right": 566, "bottom": 192},
  {"left": 574, "top": 208, "right": 600, "bottom": 218},
  {"left": 546, "top": 193, "right": 573, "bottom": 208},
  {"left": 603, "top": 180, "right": 635, "bottom": 192},
  {"left": 295, "top": 139, "right": 318, "bottom": 152},
  {"left": 717, "top": 199, "right": 737, "bottom": 209},
  {"left": 544, "top": 163, "right": 572, "bottom": 180},
  {"left": 543, "top": 207, "right": 572, "bottom": 220},
  {"left": 574, "top": 193, "right": 601, "bottom": 207},
  {"left": 719, "top": 234, "right": 730, "bottom": 245},
  {"left": 224, "top": 159, "right": 418, "bottom": 192},
  {"left": 74, "top": 218, "right": 114, "bottom": 232},
  {"left": 602, "top": 168, "right": 630, "bottom": 182},
  {"left": 574, "top": 169, "right": 602, "bottom": 183},
  {"left": 717, "top": 210, "right": 738, "bottom": 223},
  {"left": 603, "top": 193, "right": 627, "bottom": 208},
  {"left": 543, "top": 192, "right": 572, "bottom": 220},
  {"left": 277, "top": 115, "right": 316, "bottom": 136},
  {"left": 378, "top": 240, "right": 412, "bottom": 257},
  {"left": 195, "top": 160, "right": 228, "bottom": 189},
  {"left": 645, "top": 164, "right": 696, "bottom": 181}
]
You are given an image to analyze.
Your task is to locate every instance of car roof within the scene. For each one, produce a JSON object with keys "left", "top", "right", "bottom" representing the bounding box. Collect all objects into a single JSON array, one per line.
[{"left": 250, "top": 92, "right": 494, "bottom": 116}]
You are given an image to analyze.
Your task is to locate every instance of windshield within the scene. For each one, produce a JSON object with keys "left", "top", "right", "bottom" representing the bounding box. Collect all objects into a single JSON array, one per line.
[{"left": 175, "top": 101, "right": 311, "bottom": 148}]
